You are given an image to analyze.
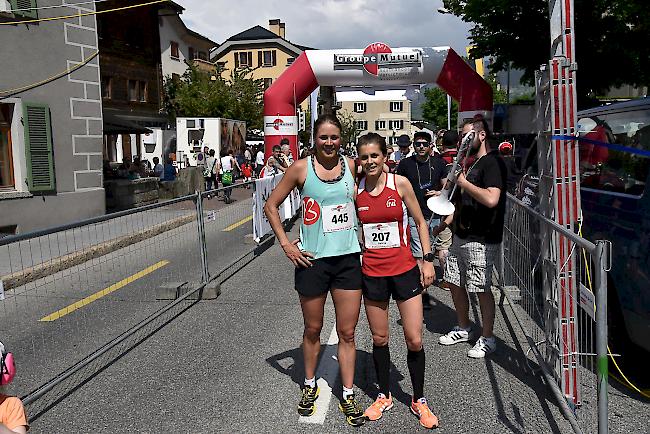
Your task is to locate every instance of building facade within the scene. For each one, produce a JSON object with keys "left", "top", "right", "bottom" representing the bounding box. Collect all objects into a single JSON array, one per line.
[
  {"left": 337, "top": 90, "right": 413, "bottom": 146},
  {"left": 159, "top": 2, "right": 217, "bottom": 79},
  {"left": 211, "top": 19, "right": 310, "bottom": 110},
  {"left": 0, "top": 0, "right": 104, "bottom": 234}
]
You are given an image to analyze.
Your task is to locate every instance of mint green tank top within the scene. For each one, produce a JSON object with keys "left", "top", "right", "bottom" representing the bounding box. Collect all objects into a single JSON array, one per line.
[{"left": 299, "top": 155, "right": 360, "bottom": 259}]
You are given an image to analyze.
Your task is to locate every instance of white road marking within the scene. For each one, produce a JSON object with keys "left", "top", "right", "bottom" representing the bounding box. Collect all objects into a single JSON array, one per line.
[{"left": 299, "top": 324, "right": 339, "bottom": 424}]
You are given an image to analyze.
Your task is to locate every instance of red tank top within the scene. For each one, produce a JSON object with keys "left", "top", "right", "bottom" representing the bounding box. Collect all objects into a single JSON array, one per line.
[{"left": 356, "top": 173, "right": 416, "bottom": 277}]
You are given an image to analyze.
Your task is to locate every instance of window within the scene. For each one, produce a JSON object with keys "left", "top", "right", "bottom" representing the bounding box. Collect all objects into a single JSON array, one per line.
[
  {"left": 234, "top": 51, "right": 253, "bottom": 68},
  {"left": 0, "top": 101, "right": 55, "bottom": 193},
  {"left": 0, "top": 118, "right": 15, "bottom": 191},
  {"left": 390, "top": 101, "right": 403, "bottom": 112},
  {"left": 101, "top": 77, "right": 112, "bottom": 99},
  {"left": 258, "top": 50, "right": 277, "bottom": 67},
  {"left": 388, "top": 136, "right": 398, "bottom": 146},
  {"left": 389, "top": 120, "right": 404, "bottom": 130},
  {"left": 128, "top": 80, "right": 147, "bottom": 102},
  {"left": 23, "top": 103, "right": 55, "bottom": 192},
  {"left": 354, "top": 102, "right": 366, "bottom": 113},
  {"left": 196, "top": 51, "right": 208, "bottom": 61},
  {"left": 188, "top": 47, "right": 195, "bottom": 60},
  {"left": 375, "top": 120, "right": 386, "bottom": 130},
  {"left": 263, "top": 78, "right": 273, "bottom": 89},
  {"left": 578, "top": 110, "right": 650, "bottom": 196},
  {"left": 355, "top": 120, "right": 368, "bottom": 130},
  {"left": 170, "top": 41, "right": 179, "bottom": 59},
  {"left": 286, "top": 57, "right": 295, "bottom": 66}
]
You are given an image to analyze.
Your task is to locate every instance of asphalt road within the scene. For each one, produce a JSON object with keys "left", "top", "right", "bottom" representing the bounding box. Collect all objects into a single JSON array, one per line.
[
  {"left": 31, "top": 225, "right": 640, "bottom": 434},
  {"left": 0, "top": 189, "right": 256, "bottom": 400},
  {"left": 2, "top": 185, "right": 647, "bottom": 432}
]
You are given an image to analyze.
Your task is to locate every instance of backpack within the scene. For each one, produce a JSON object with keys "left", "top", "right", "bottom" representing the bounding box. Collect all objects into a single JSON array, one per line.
[{"left": 222, "top": 171, "right": 233, "bottom": 186}]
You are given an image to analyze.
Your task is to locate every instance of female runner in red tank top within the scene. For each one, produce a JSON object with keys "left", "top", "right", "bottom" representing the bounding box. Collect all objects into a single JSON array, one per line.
[{"left": 356, "top": 133, "right": 439, "bottom": 429}]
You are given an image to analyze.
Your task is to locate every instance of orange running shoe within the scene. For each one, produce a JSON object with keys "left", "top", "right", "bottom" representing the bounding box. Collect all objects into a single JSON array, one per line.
[
  {"left": 410, "top": 397, "right": 439, "bottom": 429},
  {"left": 363, "top": 393, "right": 393, "bottom": 421}
]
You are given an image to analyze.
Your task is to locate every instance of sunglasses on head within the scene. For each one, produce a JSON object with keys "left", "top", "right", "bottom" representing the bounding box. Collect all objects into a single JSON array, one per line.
[{"left": 318, "top": 135, "right": 340, "bottom": 141}]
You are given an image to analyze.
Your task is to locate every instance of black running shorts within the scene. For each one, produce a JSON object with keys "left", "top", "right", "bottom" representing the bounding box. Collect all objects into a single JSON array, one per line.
[
  {"left": 295, "top": 253, "right": 362, "bottom": 297},
  {"left": 362, "top": 265, "right": 423, "bottom": 302}
]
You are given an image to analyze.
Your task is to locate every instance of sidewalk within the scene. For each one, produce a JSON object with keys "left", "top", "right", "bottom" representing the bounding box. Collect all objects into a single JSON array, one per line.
[{"left": 31, "top": 225, "right": 598, "bottom": 433}]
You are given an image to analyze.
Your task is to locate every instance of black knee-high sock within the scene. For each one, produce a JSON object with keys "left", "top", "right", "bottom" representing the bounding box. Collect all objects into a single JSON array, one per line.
[
  {"left": 372, "top": 344, "right": 390, "bottom": 396},
  {"left": 407, "top": 347, "right": 425, "bottom": 400}
]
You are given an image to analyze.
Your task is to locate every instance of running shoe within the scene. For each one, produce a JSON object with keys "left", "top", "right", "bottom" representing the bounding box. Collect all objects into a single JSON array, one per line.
[
  {"left": 467, "top": 336, "right": 497, "bottom": 358},
  {"left": 339, "top": 394, "right": 366, "bottom": 427},
  {"left": 410, "top": 397, "right": 439, "bottom": 429},
  {"left": 438, "top": 326, "right": 471, "bottom": 345},
  {"left": 363, "top": 393, "right": 393, "bottom": 421},
  {"left": 297, "top": 384, "right": 319, "bottom": 416}
]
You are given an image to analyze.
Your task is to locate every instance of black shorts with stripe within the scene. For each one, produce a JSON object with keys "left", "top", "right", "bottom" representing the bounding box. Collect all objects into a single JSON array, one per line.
[
  {"left": 295, "top": 253, "right": 362, "bottom": 297},
  {"left": 362, "top": 265, "right": 422, "bottom": 302}
]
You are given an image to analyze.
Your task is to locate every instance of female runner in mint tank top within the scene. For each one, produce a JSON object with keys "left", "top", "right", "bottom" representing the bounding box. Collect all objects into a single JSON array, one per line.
[{"left": 263, "top": 114, "right": 366, "bottom": 427}]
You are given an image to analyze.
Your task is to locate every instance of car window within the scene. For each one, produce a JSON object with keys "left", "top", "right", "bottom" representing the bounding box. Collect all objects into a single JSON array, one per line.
[{"left": 578, "top": 109, "right": 650, "bottom": 196}]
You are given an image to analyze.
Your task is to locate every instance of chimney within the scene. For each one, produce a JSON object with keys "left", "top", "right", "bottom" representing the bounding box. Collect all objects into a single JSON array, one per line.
[{"left": 269, "top": 19, "right": 285, "bottom": 38}]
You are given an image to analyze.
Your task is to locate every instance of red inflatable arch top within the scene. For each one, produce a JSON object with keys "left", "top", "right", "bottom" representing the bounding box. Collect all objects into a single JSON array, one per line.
[{"left": 263, "top": 43, "right": 492, "bottom": 159}]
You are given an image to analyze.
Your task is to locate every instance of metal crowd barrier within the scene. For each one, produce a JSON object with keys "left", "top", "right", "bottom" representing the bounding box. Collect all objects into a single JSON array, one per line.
[
  {"left": 0, "top": 180, "right": 269, "bottom": 419},
  {"left": 500, "top": 194, "right": 611, "bottom": 434}
]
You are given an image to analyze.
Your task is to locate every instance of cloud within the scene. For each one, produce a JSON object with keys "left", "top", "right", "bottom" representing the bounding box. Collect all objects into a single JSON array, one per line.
[{"left": 174, "top": 0, "right": 472, "bottom": 53}]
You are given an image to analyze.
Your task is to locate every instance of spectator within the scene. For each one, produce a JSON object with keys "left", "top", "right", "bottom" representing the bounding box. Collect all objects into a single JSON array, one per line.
[
  {"left": 0, "top": 342, "right": 29, "bottom": 434},
  {"left": 220, "top": 149, "right": 240, "bottom": 204},
  {"left": 392, "top": 134, "right": 412, "bottom": 163},
  {"left": 498, "top": 141, "right": 521, "bottom": 194},
  {"left": 244, "top": 145, "right": 253, "bottom": 163},
  {"left": 241, "top": 160, "right": 253, "bottom": 187},
  {"left": 395, "top": 131, "right": 448, "bottom": 309},
  {"left": 255, "top": 146, "right": 265, "bottom": 177},
  {"left": 440, "top": 130, "right": 459, "bottom": 165},
  {"left": 261, "top": 145, "right": 287, "bottom": 177},
  {"left": 161, "top": 158, "right": 176, "bottom": 182},
  {"left": 152, "top": 157, "right": 164, "bottom": 179},
  {"left": 438, "top": 117, "right": 507, "bottom": 359},
  {"left": 204, "top": 149, "right": 219, "bottom": 197},
  {"left": 280, "top": 138, "right": 294, "bottom": 167},
  {"left": 434, "top": 129, "right": 459, "bottom": 280}
]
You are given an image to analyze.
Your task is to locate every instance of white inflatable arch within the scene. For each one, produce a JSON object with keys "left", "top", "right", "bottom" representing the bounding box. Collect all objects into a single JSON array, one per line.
[{"left": 263, "top": 43, "right": 492, "bottom": 158}]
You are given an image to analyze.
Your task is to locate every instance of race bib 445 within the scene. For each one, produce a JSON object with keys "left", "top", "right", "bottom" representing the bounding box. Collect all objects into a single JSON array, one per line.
[{"left": 322, "top": 202, "right": 354, "bottom": 233}]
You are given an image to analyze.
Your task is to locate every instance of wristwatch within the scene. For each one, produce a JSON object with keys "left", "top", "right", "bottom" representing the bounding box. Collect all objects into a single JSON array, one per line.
[{"left": 423, "top": 252, "right": 435, "bottom": 263}]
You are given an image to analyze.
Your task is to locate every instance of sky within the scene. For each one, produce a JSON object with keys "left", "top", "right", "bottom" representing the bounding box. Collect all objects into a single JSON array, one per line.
[{"left": 174, "top": 0, "right": 473, "bottom": 54}]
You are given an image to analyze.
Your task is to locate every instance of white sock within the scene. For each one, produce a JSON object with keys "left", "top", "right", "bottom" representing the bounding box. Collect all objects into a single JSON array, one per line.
[
  {"left": 304, "top": 377, "right": 316, "bottom": 388},
  {"left": 343, "top": 386, "right": 354, "bottom": 399}
]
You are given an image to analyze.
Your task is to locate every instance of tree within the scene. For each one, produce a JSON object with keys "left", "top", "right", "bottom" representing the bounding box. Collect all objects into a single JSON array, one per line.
[
  {"left": 442, "top": 0, "right": 650, "bottom": 107},
  {"left": 163, "top": 64, "right": 264, "bottom": 129},
  {"left": 421, "top": 87, "right": 458, "bottom": 130},
  {"left": 337, "top": 109, "right": 360, "bottom": 148}
]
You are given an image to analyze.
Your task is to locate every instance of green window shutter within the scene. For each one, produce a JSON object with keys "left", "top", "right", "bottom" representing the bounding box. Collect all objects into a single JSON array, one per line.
[
  {"left": 23, "top": 103, "right": 55, "bottom": 192},
  {"left": 10, "top": 0, "right": 38, "bottom": 19}
]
